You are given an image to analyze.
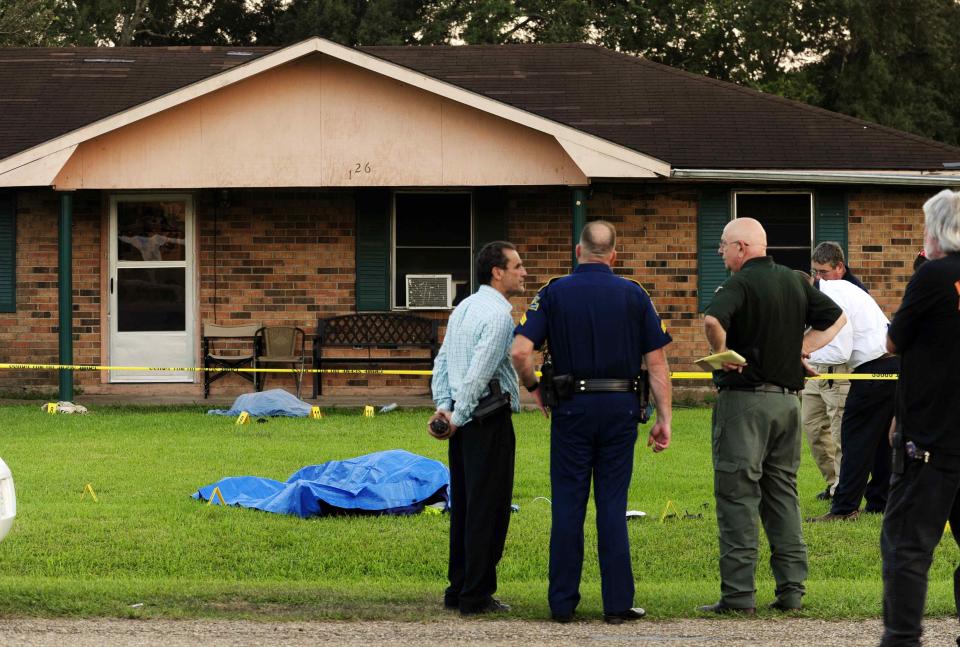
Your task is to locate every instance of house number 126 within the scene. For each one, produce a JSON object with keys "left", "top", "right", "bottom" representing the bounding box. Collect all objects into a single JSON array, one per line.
[{"left": 348, "top": 162, "right": 372, "bottom": 179}]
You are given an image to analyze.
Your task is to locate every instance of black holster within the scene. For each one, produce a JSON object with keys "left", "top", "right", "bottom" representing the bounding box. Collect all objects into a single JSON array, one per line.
[
  {"left": 553, "top": 374, "right": 575, "bottom": 400},
  {"left": 891, "top": 427, "right": 905, "bottom": 475},
  {"left": 472, "top": 379, "right": 511, "bottom": 421},
  {"left": 539, "top": 361, "right": 560, "bottom": 408}
]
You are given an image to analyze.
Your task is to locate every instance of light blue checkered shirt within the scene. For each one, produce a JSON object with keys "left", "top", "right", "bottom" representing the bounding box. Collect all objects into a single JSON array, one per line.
[{"left": 431, "top": 285, "right": 521, "bottom": 428}]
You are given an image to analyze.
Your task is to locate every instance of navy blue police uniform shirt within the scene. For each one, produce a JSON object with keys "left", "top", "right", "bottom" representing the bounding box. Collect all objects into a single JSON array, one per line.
[{"left": 514, "top": 263, "right": 672, "bottom": 378}]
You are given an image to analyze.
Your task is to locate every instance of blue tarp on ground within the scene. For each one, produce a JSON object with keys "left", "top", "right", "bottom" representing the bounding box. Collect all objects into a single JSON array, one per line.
[
  {"left": 192, "top": 449, "right": 449, "bottom": 518},
  {"left": 206, "top": 389, "right": 312, "bottom": 417}
]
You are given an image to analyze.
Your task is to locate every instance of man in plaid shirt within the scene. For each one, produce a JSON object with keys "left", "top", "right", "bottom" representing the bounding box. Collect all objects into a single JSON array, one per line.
[{"left": 429, "top": 241, "right": 526, "bottom": 616}]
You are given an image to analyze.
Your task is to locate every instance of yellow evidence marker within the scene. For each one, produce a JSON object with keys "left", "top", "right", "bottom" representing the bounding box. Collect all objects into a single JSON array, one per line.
[
  {"left": 207, "top": 486, "right": 227, "bottom": 507},
  {"left": 80, "top": 483, "right": 99, "bottom": 502}
]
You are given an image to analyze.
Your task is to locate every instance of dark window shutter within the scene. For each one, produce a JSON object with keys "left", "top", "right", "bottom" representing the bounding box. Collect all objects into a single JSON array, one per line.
[
  {"left": 355, "top": 189, "right": 390, "bottom": 312},
  {"left": 473, "top": 188, "right": 509, "bottom": 256},
  {"left": 0, "top": 192, "right": 15, "bottom": 313},
  {"left": 697, "top": 187, "right": 730, "bottom": 312},
  {"left": 815, "top": 188, "right": 848, "bottom": 256}
]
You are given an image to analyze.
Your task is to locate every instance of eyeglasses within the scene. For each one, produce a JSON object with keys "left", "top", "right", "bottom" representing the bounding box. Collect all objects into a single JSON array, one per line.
[
  {"left": 810, "top": 268, "right": 836, "bottom": 276},
  {"left": 718, "top": 239, "right": 748, "bottom": 252}
]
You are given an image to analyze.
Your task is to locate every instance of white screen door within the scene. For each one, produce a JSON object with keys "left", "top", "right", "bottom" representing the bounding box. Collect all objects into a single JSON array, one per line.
[{"left": 109, "top": 195, "right": 194, "bottom": 382}]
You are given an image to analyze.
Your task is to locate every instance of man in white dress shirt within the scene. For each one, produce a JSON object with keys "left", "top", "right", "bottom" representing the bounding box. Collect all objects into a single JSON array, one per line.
[
  {"left": 801, "top": 282, "right": 854, "bottom": 501},
  {"left": 805, "top": 277, "right": 897, "bottom": 521}
]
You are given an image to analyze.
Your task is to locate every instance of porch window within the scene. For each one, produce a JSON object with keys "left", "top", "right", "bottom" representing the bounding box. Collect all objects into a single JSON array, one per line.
[
  {"left": 733, "top": 191, "right": 813, "bottom": 271},
  {"left": 392, "top": 192, "right": 472, "bottom": 309},
  {"left": 0, "top": 192, "right": 14, "bottom": 313}
]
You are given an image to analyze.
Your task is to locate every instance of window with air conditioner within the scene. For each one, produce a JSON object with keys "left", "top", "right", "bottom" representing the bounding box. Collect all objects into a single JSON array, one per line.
[
  {"left": 733, "top": 191, "right": 813, "bottom": 271},
  {"left": 393, "top": 192, "right": 471, "bottom": 309}
]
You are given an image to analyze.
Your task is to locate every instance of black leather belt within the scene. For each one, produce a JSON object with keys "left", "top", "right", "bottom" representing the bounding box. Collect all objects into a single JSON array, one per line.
[
  {"left": 573, "top": 378, "right": 640, "bottom": 393},
  {"left": 718, "top": 383, "right": 799, "bottom": 396},
  {"left": 855, "top": 353, "right": 898, "bottom": 373}
]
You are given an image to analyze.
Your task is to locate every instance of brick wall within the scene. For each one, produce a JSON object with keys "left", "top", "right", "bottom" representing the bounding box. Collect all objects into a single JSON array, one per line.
[
  {"left": 0, "top": 185, "right": 935, "bottom": 398},
  {"left": 0, "top": 189, "right": 101, "bottom": 395},
  {"left": 848, "top": 188, "right": 930, "bottom": 318}
]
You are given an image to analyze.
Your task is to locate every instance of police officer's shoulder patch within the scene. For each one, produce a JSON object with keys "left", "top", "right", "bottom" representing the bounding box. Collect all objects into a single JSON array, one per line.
[{"left": 527, "top": 275, "right": 565, "bottom": 310}]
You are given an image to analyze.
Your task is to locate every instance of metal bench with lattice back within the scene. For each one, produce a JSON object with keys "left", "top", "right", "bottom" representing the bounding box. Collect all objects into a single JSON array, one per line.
[{"left": 311, "top": 313, "right": 440, "bottom": 397}]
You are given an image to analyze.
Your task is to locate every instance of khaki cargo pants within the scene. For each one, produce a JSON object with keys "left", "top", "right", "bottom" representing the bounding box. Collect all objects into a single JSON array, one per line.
[{"left": 801, "top": 363, "right": 851, "bottom": 493}]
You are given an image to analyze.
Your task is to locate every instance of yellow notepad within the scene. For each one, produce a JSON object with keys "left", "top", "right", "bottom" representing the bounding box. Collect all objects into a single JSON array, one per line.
[{"left": 695, "top": 350, "right": 747, "bottom": 372}]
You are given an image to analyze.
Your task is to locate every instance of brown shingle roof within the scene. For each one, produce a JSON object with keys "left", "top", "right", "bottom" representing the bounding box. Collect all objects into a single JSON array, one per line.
[
  {"left": 0, "top": 46, "right": 274, "bottom": 161},
  {"left": 364, "top": 43, "right": 960, "bottom": 171},
  {"left": 2, "top": 42, "right": 959, "bottom": 171}
]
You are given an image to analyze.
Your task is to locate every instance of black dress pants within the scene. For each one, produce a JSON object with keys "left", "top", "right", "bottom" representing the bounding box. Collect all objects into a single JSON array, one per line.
[
  {"left": 830, "top": 356, "right": 898, "bottom": 515},
  {"left": 881, "top": 458, "right": 960, "bottom": 646},
  {"left": 444, "top": 407, "right": 516, "bottom": 612}
]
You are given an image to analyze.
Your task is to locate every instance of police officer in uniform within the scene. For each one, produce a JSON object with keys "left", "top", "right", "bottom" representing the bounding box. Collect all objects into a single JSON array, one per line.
[{"left": 511, "top": 220, "right": 673, "bottom": 624}]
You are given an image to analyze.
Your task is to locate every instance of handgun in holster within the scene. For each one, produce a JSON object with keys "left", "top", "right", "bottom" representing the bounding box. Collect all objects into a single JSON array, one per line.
[{"left": 472, "top": 379, "right": 511, "bottom": 421}]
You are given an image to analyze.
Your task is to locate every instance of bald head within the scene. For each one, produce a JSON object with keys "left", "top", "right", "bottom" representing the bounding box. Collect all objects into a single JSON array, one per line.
[
  {"left": 577, "top": 220, "right": 617, "bottom": 265},
  {"left": 719, "top": 218, "right": 767, "bottom": 272},
  {"left": 723, "top": 218, "right": 767, "bottom": 249}
]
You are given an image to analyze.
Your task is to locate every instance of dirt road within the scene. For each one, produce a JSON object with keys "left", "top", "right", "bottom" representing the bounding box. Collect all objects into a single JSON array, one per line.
[{"left": 3, "top": 617, "right": 959, "bottom": 646}]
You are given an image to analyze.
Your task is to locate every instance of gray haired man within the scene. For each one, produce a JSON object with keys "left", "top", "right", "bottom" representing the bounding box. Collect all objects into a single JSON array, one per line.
[{"left": 880, "top": 189, "right": 960, "bottom": 646}]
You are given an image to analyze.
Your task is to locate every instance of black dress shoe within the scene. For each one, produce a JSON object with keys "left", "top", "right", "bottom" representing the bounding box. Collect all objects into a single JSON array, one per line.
[
  {"left": 769, "top": 599, "right": 803, "bottom": 611},
  {"left": 443, "top": 597, "right": 459, "bottom": 610},
  {"left": 460, "top": 597, "right": 511, "bottom": 616},
  {"left": 815, "top": 487, "right": 832, "bottom": 501},
  {"left": 551, "top": 611, "right": 575, "bottom": 623},
  {"left": 603, "top": 607, "right": 646, "bottom": 624},
  {"left": 697, "top": 601, "right": 756, "bottom": 615}
]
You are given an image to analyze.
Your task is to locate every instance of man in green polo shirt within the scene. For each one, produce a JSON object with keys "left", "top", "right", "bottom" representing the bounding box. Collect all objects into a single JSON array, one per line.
[{"left": 699, "top": 217, "right": 846, "bottom": 614}]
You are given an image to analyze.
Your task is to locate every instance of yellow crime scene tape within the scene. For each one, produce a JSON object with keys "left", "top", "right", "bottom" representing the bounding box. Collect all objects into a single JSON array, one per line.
[{"left": 0, "top": 363, "right": 898, "bottom": 380}]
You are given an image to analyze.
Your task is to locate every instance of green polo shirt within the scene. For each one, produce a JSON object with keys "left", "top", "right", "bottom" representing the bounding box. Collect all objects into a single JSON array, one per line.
[{"left": 705, "top": 256, "right": 842, "bottom": 391}]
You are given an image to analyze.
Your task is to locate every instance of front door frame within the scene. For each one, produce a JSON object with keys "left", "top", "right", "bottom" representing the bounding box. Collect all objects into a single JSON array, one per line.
[{"left": 107, "top": 193, "right": 196, "bottom": 383}]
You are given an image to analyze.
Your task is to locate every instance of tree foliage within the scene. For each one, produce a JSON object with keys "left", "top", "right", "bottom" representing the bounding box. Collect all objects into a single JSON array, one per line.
[
  {"left": 7, "top": 0, "right": 959, "bottom": 145},
  {"left": 801, "top": 0, "right": 960, "bottom": 146},
  {"left": 0, "top": 0, "right": 59, "bottom": 45}
]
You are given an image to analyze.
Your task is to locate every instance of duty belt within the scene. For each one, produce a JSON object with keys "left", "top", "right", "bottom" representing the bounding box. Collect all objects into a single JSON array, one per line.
[
  {"left": 572, "top": 378, "right": 641, "bottom": 393},
  {"left": 718, "top": 383, "right": 799, "bottom": 396}
]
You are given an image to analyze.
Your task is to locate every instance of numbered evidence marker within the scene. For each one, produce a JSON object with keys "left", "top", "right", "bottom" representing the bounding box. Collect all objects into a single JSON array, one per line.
[
  {"left": 310, "top": 406, "right": 323, "bottom": 419},
  {"left": 46, "top": 402, "right": 58, "bottom": 414},
  {"left": 236, "top": 411, "right": 250, "bottom": 425},
  {"left": 362, "top": 405, "right": 375, "bottom": 417}
]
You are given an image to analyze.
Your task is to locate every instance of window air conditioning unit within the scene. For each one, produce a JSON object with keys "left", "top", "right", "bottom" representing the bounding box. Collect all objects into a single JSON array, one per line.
[{"left": 406, "top": 274, "right": 452, "bottom": 309}]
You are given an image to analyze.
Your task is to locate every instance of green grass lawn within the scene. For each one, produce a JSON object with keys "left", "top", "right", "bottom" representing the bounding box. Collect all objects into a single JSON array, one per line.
[{"left": 0, "top": 404, "right": 956, "bottom": 621}]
